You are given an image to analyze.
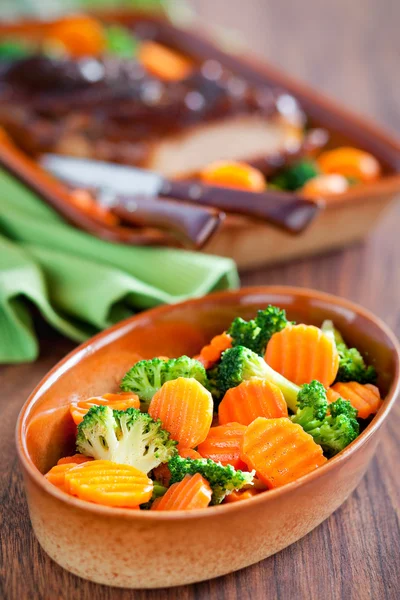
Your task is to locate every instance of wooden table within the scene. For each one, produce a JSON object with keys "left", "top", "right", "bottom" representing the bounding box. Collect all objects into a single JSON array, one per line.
[{"left": 1, "top": 1, "right": 399, "bottom": 598}]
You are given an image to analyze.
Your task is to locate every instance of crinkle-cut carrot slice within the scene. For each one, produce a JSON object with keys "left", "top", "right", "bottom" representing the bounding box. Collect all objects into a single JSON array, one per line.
[
  {"left": 45, "top": 463, "right": 78, "bottom": 491},
  {"left": 57, "top": 454, "right": 93, "bottom": 466},
  {"left": 330, "top": 382, "right": 382, "bottom": 419},
  {"left": 179, "top": 448, "right": 202, "bottom": 459},
  {"left": 326, "top": 388, "right": 342, "bottom": 404},
  {"left": 241, "top": 417, "right": 327, "bottom": 489},
  {"left": 218, "top": 378, "right": 288, "bottom": 426},
  {"left": 195, "top": 332, "right": 232, "bottom": 369},
  {"left": 70, "top": 391, "right": 140, "bottom": 425},
  {"left": 138, "top": 41, "right": 192, "bottom": 81},
  {"left": 197, "top": 423, "right": 248, "bottom": 470},
  {"left": 64, "top": 460, "right": 153, "bottom": 508},
  {"left": 317, "top": 147, "right": 381, "bottom": 182},
  {"left": 301, "top": 174, "right": 349, "bottom": 199},
  {"left": 148, "top": 377, "right": 213, "bottom": 449},
  {"left": 265, "top": 324, "right": 339, "bottom": 387},
  {"left": 200, "top": 161, "right": 266, "bottom": 192},
  {"left": 223, "top": 488, "right": 260, "bottom": 503},
  {"left": 151, "top": 474, "right": 212, "bottom": 511},
  {"left": 47, "top": 16, "right": 105, "bottom": 58}
]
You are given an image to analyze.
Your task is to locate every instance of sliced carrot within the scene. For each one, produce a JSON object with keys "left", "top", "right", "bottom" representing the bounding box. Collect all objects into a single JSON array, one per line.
[
  {"left": 70, "top": 391, "right": 140, "bottom": 425},
  {"left": 64, "top": 460, "right": 152, "bottom": 508},
  {"left": 57, "top": 454, "right": 93, "bottom": 466},
  {"left": 200, "top": 161, "right": 266, "bottom": 192},
  {"left": 148, "top": 377, "right": 213, "bottom": 449},
  {"left": 69, "top": 189, "right": 119, "bottom": 227},
  {"left": 179, "top": 448, "right": 203, "bottom": 460},
  {"left": 241, "top": 417, "right": 327, "bottom": 489},
  {"left": 326, "top": 388, "right": 341, "bottom": 404},
  {"left": 197, "top": 423, "right": 248, "bottom": 470},
  {"left": 218, "top": 378, "right": 288, "bottom": 426},
  {"left": 138, "top": 41, "right": 192, "bottom": 81},
  {"left": 265, "top": 324, "right": 339, "bottom": 387},
  {"left": 301, "top": 174, "right": 349, "bottom": 199},
  {"left": 330, "top": 382, "right": 381, "bottom": 419},
  {"left": 317, "top": 147, "right": 381, "bottom": 182},
  {"left": 223, "top": 488, "right": 260, "bottom": 503},
  {"left": 151, "top": 474, "right": 212, "bottom": 511},
  {"left": 45, "top": 463, "right": 77, "bottom": 491},
  {"left": 47, "top": 16, "right": 105, "bottom": 57},
  {"left": 195, "top": 332, "right": 232, "bottom": 369}
]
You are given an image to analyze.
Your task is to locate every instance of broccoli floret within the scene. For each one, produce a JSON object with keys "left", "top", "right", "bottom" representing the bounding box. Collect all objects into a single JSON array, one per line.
[
  {"left": 291, "top": 384, "right": 359, "bottom": 456},
  {"left": 76, "top": 405, "right": 177, "bottom": 473},
  {"left": 228, "top": 305, "right": 290, "bottom": 355},
  {"left": 270, "top": 160, "right": 319, "bottom": 191},
  {"left": 217, "top": 346, "right": 300, "bottom": 412},
  {"left": 291, "top": 380, "right": 329, "bottom": 429},
  {"left": 322, "top": 320, "right": 377, "bottom": 384},
  {"left": 120, "top": 356, "right": 208, "bottom": 409},
  {"left": 168, "top": 455, "right": 254, "bottom": 504},
  {"left": 140, "top": 482, "right": 167, "bottom": 510}
]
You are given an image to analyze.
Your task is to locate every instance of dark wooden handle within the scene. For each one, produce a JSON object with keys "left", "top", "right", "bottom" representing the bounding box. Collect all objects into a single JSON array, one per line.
[
  {"left": 164, "top": 179, "right": 323, "bottom": 234},
  {"left": 113, "top": 196, "right": 224, "bottom": 248},
  {"left": 0, "top": 131, "right": 222, "bottom": 248}
]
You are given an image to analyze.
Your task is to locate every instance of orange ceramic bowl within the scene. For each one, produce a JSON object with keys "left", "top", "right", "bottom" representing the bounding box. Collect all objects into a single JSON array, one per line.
[{"left": 16, "top": 287, "right": 400, "bottom": 588}]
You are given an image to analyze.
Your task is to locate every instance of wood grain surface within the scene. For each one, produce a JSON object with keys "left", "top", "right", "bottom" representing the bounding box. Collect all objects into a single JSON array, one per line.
[{"left": 1, "top": 1, "right": 399, "bottom": 598}]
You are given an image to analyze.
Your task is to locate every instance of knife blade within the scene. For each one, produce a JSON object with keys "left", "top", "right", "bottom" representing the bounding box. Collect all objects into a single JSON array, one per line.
[{"left": 40, "top": 154, "right": 322, "bottom": 234}]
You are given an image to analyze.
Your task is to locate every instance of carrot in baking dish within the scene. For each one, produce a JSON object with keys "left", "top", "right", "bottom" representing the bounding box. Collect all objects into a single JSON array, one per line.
[
  {"left": 70, "top": 391, "right": 140, "bottom": 425},
  {"left": 64, "top": 460, "right": 153, "bottom": 508},
  {"left": 138, "top": 41, "right": 192, "bottom": 81},
  {"left": 241, "top": 417, "right": 327, "bottom": 489},
  {"left": 265, "top": 324, "right": 339, "bottom": 387},
  {"left": 200, "top": 161, "right": 266, "bottom": 192},
  {"left": 330, "top": 382, "right": 381, "bottom": 419},
  {"left": 195, "top": 332, "right": 232, "bottom": 369},
  {"left": 151, "top": 474, "right": 212, "bottom": 511},
  {"left": 197, "top": 423, "right": 248, "bottom": 470},
  {"left": 317, "top": 147, "right": 381, "bottom": 182},
  {"left": 47, "top": 16, "right": 105, "bottom": 57},
  {"left": 218, "top": 378, "right": 288, "bottom": 426},
  {"left": 148, "top": 377, "right": 213, "bottom": 449}
]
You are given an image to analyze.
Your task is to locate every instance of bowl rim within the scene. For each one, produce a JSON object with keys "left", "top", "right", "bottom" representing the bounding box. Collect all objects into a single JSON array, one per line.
[{"left": 16, "top": 285, "right": 400, "bottom": 520}]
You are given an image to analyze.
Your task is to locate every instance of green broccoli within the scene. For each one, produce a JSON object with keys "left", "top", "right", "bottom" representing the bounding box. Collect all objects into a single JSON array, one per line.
[
  {"left": 105, "top": 25, "right": 139, "bottom": 58},
  {"left": 168, "top": 455, "right": 254, "bottom": 504},
  {"left": 76, "top": 405, "right": 177, "bottom": 473},
  {"left": 270, "top": 160, "right": 319, "bottom": 191},
  {"left": 291, "top": 382, "right": 359, "bottom": 456},
  {"left": 120, "top": 356, "right": 208, "bottom": 409},
  {"left": 217, "top": 345, "right": 300, "bottom": 412},
  {"left": 140, "top": 482, "right": 167, "bottom": 510},
  {"left": 228, "top": 305, "right": 291, "bottom": 355},
  {"left": 322, "top": 320, "right": 377, "bottom": 384},
  {"left": 206, "top": 364, "right": 223, "bottom": 404}
]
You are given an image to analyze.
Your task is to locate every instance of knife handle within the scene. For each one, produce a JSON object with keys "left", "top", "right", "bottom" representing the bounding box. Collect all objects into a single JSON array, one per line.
[
  {"left": 113, "top": 196, "right": 224, "bottom": 249},
  {"left": 162, "top": 179, "right": 323, "bottom": 234}
]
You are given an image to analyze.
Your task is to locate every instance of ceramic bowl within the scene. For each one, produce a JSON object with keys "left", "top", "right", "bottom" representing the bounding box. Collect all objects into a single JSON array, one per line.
[{"left": 16, "top": 287, "right": 400, "bottom": 588}]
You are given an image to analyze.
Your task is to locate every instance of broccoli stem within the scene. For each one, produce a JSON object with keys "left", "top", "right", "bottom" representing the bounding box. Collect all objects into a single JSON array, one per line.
[{"left": 262, "top": 361, "right": 300, "bottom": 412}]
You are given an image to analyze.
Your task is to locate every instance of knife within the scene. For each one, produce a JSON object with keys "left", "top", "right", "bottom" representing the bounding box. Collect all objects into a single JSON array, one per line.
[
  {"left": 0, "top": 131, "right": 223, "bottom": 249},
  {"left": 40, "top": 155, "right": 323, "bottom": 234}
]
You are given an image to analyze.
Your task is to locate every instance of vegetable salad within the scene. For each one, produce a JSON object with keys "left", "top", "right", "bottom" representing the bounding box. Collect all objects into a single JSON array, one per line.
[{"left": 45, "top": 306, "right": 382, "bottom": 510}]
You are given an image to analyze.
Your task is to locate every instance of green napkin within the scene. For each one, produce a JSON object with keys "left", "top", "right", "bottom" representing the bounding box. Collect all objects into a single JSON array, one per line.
[{"left": 0, "top": 169, "right": 239, "bottom": 363}]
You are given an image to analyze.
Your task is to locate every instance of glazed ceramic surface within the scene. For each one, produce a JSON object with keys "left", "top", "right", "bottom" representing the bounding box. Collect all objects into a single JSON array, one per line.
[{"left": 17, "top": 287, "right": 400, "bottom": 588}]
